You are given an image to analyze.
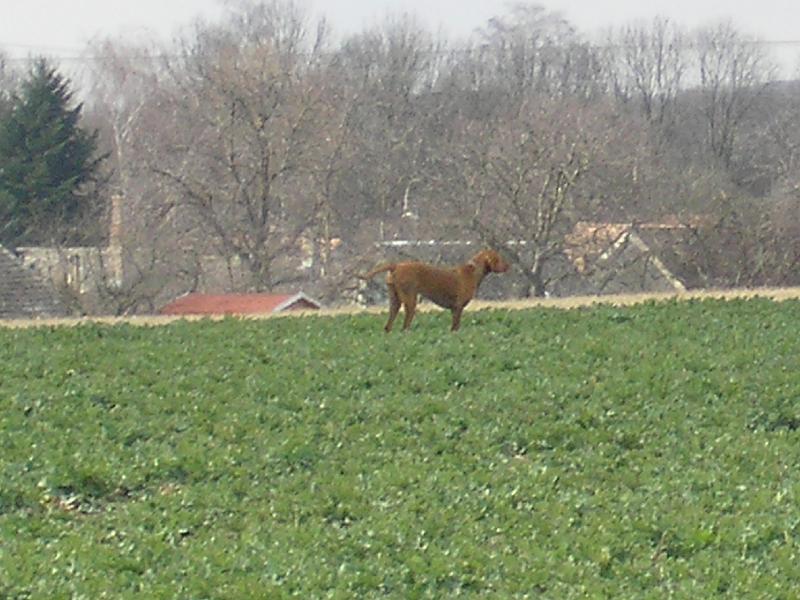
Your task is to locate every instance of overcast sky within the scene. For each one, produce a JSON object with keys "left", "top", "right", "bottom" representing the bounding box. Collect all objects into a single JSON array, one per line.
[{"left": 1, "top": 0, "right": 799, "bottom": 74}]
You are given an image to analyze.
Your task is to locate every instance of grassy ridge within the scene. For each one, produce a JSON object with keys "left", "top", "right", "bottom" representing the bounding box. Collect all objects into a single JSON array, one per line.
[{"left": 2, "top": 300, "right": 800, "bottom": 598}]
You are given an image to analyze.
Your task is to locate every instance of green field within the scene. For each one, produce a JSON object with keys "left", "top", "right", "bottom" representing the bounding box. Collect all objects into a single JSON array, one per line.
[{"left": 2, "top": 299, "right": 800, "bottom": 598}]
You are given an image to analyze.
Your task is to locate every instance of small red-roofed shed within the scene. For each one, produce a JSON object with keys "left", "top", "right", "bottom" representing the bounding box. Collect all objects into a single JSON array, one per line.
[{"left": 160, "top": 292, "right": 321, "bottom": 316}]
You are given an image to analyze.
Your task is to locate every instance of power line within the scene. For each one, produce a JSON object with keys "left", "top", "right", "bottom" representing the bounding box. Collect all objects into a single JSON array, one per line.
[{"left": 3, "top": 37, "right": 800, "bottom": 63}]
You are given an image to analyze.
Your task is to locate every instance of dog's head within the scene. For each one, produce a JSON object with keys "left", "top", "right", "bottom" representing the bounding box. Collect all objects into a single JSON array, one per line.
[{"left": 475, "top": 249, "right": 510, "bottom": 273}]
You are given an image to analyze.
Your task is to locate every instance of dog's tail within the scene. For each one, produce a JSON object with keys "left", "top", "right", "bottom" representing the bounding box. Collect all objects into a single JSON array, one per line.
[{"left": 356, "top": 263, "right": 396, "bottom": 281}]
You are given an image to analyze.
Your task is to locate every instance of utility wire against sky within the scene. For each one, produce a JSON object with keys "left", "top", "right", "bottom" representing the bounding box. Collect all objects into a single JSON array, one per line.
[{"left": 4, "top": 37, "right": 800, "bottom": 61}]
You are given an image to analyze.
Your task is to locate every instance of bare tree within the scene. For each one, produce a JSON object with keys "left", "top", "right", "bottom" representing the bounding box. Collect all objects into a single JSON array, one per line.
[
  {"left": 605, "top": 17, "right": 686, "bottom": 133},
  {"left": 677, "top": 190, "right": 800, "bottom": 289},
  {"left": 694, "top": 23, "right": 776, "bottom": 168},
  {"left": 148, "top": 0, "right": 332, "bottom": 292},
  {"left": 330, "top": 16, "right": 444, "bottom": 237},
  {"left": 476, "top": 3, "right": 603, "bottom": 102},
  {"left": 739, "top": 81, "right": 800, "bottom": 192},
  {"left": 437, "top": 100, "right": 622, "bottom": 297},
  {"left": 79, "top": 39, "right": 206, "bottom": 314}
]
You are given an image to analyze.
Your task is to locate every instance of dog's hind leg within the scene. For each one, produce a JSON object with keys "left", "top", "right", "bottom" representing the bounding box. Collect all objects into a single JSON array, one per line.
[
  {"left": 385, "top": 285, "right": 401, "bottom": 333},
  {"left": 401, "top": 293, "right": 418, "bottom": 331}
]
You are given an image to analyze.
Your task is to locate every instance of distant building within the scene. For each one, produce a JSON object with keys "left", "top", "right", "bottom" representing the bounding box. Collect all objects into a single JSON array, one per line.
[
  {"left": 0, "top": 244, "right": 67, "bottom": 319},
  {"left": 558, "top": 221, "right": 692, "bottom": 295},
  {"left": 159, "top": 292, "right": 322, "bottom": 316},
  {"left": 15, "top": 194, "right": 124, "bottom": 312}
]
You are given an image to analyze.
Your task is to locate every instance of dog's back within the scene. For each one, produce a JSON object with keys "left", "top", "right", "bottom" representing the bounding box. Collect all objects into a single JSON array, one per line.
[{"left": 389, "top": 262, "right": 464, "bottom": 309}]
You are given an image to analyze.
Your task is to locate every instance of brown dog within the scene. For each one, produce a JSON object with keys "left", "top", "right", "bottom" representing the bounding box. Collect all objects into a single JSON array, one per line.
[{"left": 358, "top": 249, "right": 510, "bottom": 332}]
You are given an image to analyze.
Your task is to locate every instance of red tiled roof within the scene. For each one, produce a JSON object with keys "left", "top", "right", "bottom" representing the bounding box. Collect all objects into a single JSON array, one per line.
[{"left": 159, "top": 292, "right": 321, "bottom": 316}]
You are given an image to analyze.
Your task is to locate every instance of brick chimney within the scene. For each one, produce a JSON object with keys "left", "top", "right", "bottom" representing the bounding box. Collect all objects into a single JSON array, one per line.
[{"left": 107, "top": 194, "right": 124, "bottom": 286}]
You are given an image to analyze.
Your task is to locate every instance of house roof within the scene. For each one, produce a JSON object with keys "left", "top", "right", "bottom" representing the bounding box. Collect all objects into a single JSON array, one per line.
[
  {"left": 564, "top": 222, "right": 631, "bottom": 273},
  {"left": 159, "top": 292, "right": 322, "bottom": 316},
  {"left": 0, "top": 244, "right": 67, "bottom": 319},
  {"left": 560, "top": 221, "right": 694, "bottom": 294}
]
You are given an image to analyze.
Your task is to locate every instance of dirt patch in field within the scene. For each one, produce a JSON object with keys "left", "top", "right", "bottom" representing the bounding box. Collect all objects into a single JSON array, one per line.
[{"left": 3, "top": 287, "right": 800, "bottom": 329}]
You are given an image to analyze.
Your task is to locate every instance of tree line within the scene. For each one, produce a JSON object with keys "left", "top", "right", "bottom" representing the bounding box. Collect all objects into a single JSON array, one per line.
[{"left": 1, "top": 1, "right": 799, "bottom": 314}]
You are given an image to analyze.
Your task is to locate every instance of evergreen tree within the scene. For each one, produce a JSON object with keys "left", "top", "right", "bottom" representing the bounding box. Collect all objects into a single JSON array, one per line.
[{"left": 0, "top": 58, "right": 103, "bottom": 246}]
